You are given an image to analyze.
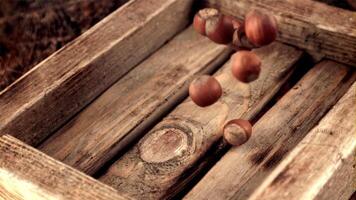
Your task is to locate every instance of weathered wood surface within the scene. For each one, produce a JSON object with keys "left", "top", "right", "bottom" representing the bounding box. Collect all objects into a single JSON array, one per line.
[
  {"left": 249, "top": 82, "right": 356, "bottom": 200},
  {"left": 0, "top": 135, "right": 127, "bottom": 200},
  {"left": 185, "top": 61, "right": 356, "bottom": 200},
  {"left": 99, "top": 42, "right": 303, "bottom": 199},
  {"left": 39, "top": 27, "right": 231, "bottom": 175},
  {"left": 204, "top": 0, "right": 356, "bottom": 66},
  {"left": 0, "top": 0, "right": 193, "bottom": 146}
]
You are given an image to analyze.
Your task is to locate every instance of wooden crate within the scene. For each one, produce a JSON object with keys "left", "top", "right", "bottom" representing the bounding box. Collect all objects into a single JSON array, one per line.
[{"left": 0, "top": 0, "right": 355, "bottom": 199}]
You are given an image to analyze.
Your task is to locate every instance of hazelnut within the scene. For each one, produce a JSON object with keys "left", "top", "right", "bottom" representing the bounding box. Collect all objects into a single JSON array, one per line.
[
  {"left": 223, "top": 119, "right": 252, "bottom": 146},
  {"left": 231, "top": 51, "right": 261, "bottom": 83},
  {"left": 189, "top": 75, "right": 222, "bottom": 107},
  {"left": 193, "top": 9, "right": 212, "bottom": 36},
  {"left": 232, "top": 23, "right": 257, "bottom": 50},
  {"left": 204, "top": 9, "right": 234, "bottom": 44},
  {"left": 245, "top": 10, "right": 278, "bottom": 47}
]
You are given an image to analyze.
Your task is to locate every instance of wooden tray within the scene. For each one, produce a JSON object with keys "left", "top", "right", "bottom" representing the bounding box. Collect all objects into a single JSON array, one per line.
[{"left": 0, "top": 0, "right": 355, "bottom": 199}]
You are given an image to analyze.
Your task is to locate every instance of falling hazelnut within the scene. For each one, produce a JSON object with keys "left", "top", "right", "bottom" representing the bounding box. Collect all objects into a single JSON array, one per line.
[
  {"left": 204, "top": 9, "right": 235, "bottom": 44},
  {"left": 231, "top": 51, "right": 261, "bottom": 83},
  {"left": 232, "top": 23, "right": 256, "bottom": 50},
  {"left": 223, "top": 119, "right": 252, "bottom": 146},
  {"left": 193, "top": 9, "right": 213, "bottom": 36},
  {"left": 245, "top": 10, "right": 278, "bottom": 47},
  {"left": 189, "top": 75, "right": 222, "bottom": 107}
]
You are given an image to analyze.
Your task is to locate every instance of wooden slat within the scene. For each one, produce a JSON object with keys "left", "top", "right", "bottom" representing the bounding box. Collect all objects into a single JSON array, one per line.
[
  {"left": 0, "top": 135, "right": 127, "bottom": 200},
  {"left": 38, "top": 27, "right": 231, "bottom": 175},
  {"left": 185, "top": 61, "right": 356, "bottom": 200},
  {"left": 203, "top": 0, "right": 356, "bottom": 66},
  {"left": 0, "top": 0, "right": 193, "bottom": 146},
  {"left": 249, "top": 82, "right": 356, "bottom": 200},
  {"left": 99, "top": 42, "right": 303, "bottom": 199}
]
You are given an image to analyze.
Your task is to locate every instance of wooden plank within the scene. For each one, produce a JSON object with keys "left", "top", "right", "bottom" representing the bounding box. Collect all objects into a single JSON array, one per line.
[
  {"left": 38, "top": 27, "right": 231, "bottom": 175},
  {"left": 0, "top": 0, "right": 193, "bottom": 146},
  {"left": 0, "top": 135, "right": 127, "bottom": 200},
  {"left": 203, "top": 0, "right": 356, "bottom": 66},
  {"left": 248, "top": 82, "right": 356, "bottom": 200},
  {"left": 99, "top": 42, "right": 303, "bottom": 199},
  {"left": 185, "top": 61, "right": 356, "bottom": 200}
]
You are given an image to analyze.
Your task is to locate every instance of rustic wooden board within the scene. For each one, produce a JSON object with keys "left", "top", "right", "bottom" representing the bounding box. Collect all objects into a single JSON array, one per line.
[
  {"left": 185, "top": 61, "right": 356, "bottom": 200},
  {"left": 249, "top": 82, "right": 356, "bottom": 200},
  {"left": 38, "top": 27, "right": 231, "bottom": 175},
  {"left": 0, "top": 0, "right": 193, "bottom": 146},
  {"left": 204, "top": 0, "right": 356, "bottom": 66},
  {"left": 99, "top": 42, "right": 303, "bottom": 199},
  {"left": 0, "top": 135, "right": 127, "bottom": 200}
]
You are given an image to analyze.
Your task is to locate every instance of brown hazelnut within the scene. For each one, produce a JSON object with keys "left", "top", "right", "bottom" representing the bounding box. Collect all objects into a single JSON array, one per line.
[
  {"left": 223, "top": 119, "right": 252, "bottom": 146},
  {"left": 189, "top": 75, "right": 222, "bottom": 107},
  {"left": 231, "top": 51, "right": 261, "bottom": 83},
  {"left": 232, "top": 23, "right": 257, "bottom": 50},
  {"left": 193, "top": 9, "right": 215, "bottom": 36},
  {"left": 205, "top": 10, "right": 235, "bottom": 44},
  {"left": 245, "top": 10, "right": 278, "bottom": 47}
]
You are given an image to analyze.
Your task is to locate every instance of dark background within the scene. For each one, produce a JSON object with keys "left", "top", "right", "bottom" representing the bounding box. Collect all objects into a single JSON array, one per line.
[{"left": 0, "top": 0, "right": 127, "bottom": 91}]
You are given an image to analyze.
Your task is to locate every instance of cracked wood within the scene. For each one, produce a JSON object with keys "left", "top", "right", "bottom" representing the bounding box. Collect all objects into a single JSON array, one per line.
[
  {"left": 186, "top": 60, "right": 356, "bottom": 200},
  {"left": 99, "top": 42, "right": 303, "bottom": 199},
  {"left": 0, "top": 0, "right": 193, "bottom": 146},
  {"left": 249, "top": 81, "right": 356, "bottom": 200}
]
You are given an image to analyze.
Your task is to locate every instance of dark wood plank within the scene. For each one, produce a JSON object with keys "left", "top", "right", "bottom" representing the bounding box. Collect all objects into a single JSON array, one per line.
[
  {"left": 203, "top": 0, "right": 356, "bottom": 66},
  {"left": 0, "top": 0, "right": 194, "bottom": 146},
  {"left": 0, "top": 135, "right": 127, "bottom": 200},
  {"left": 99, "top": 42, "right": 303, "bottom": 199},
  {"left": 249, "top": 82, "right": 356, "bottom": 200},
  {"left": 185, "top": 61, "right": 356, "bottom": 200},
  {"left": 38, "top": 27, "right": 231, "bottom": 175}
]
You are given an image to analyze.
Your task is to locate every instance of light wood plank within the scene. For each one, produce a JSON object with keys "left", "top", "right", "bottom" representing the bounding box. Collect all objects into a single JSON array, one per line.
[
  {"left": 185, "top": 61, "right": 356, "bottom": 200},
  {"left": 0, "top": 0, "right": 193, "bottom": 146},
  {"left": 38, "top": 27, "right": 231, "bottom": 175},
  {"left": 249, "top": 82, "right": 356, "bottom": 200},
  {"left": 204, "top": 0, "right": 356, "bottom": 66},
  {"left": 0, "top": 135, "right": 127, "bottom": 200},
  {"left": 99, "top": 42, "right": 303, "bottom": 199}
]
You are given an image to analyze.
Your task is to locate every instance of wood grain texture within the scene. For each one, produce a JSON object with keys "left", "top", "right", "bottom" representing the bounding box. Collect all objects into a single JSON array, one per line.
[
  {"left": 204, "top": 0, "right": 356, "bottom": 66},
  {"left": 99, "top": 42, "right": 303, "bottom": 199},
  {"left": 0, "top": 135, "right": 127, "bottom": 200},
  {"left": 38, "top": 27, "right": 231, "bottom": 175},
  {"left": 0, "top": 0, "right": 193, "bottom": 146},
  {"left": 185, "top": 61, "right": 356, "bottom": 200},
  {"left": 249, "top": 82, "right": 356, "bottom": 200}
]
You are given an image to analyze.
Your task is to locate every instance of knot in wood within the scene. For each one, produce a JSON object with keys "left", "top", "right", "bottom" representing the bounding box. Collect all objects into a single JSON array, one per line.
[{"left": 139, "top": 128, "right": 188, "bottom": 163}]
